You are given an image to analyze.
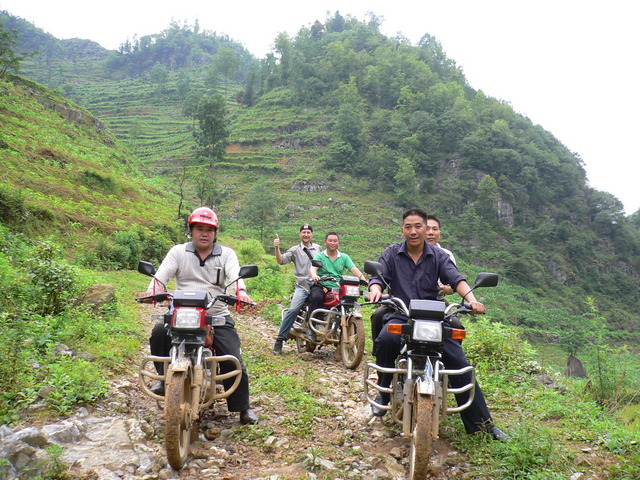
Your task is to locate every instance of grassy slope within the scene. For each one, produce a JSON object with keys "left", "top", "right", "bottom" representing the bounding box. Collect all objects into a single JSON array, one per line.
[
  {"left": 1, "top": 74, "right": 179, "bottom": 236},
  {"left": 1, "top": 44, "right": 637, "bottom": 479}
]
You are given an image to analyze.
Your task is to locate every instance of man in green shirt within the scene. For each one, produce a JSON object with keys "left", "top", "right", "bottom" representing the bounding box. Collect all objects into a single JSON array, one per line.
[{"left": 307, "top": 232, "right": 365, "bottom": 319}]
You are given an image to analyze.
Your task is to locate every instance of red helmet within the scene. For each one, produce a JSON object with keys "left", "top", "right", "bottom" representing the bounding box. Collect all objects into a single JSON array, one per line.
[{"left": 188, "top": 207, "right": 219, "bottom": 229}]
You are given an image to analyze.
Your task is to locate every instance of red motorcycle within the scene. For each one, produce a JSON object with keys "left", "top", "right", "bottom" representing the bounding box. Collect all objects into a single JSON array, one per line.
[
  {"left": 284, "top": 270, "right": 366, "bottom": 369},
  {"left": 136, "top": 260, "right": 258, "bottom": 470}
]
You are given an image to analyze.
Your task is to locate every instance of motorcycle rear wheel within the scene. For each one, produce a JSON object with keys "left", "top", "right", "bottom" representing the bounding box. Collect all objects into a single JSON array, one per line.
[
  {"left": 340, "top": 316, "right": 365, "bottom": 369},
  {"left": 409, "top": 390, "right": 434, "bottom": 479},
  {"left": 165, "top": 370, "right": 193, "bottom": 470}
]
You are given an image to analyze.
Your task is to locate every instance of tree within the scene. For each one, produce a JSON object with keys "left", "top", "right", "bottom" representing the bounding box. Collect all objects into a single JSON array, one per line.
[
  {"left": 0, "top": 23, "right": 37, "bottom": 77},
  {"left": 190, "top": 94, "right": 230, "bottom": 163},
  {"left": 475, "top": 174, "right": 500, "bottom": 222},
  {"left": 208, "top": 47, "right": 241, "bottom": 96},
  {"left": 244, "top": 183, "right": 279, "bottom": 245},
  {"left": 149, "top": 62, "right": 169, "bottom": 94},
  {"left": 394, "top": 157, "right": 418, "bottom": 207},
  {"left": 193, "top": 165, "right": 230, "bottom": 211}
]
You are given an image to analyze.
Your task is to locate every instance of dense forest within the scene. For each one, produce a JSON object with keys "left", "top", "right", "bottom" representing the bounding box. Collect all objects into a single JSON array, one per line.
[{"left": 1, "top": 9, "right": 639, "bottom": 335}]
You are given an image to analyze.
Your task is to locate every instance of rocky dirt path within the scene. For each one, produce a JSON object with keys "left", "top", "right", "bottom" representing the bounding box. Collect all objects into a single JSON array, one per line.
[{"left": 2, "top": 304, "right": 468, "bottom": 480}]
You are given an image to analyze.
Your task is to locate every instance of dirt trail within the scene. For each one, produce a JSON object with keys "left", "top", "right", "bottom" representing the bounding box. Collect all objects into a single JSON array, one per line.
[{"left": 63, "top": 303, "right": 466, "bottom": 480}]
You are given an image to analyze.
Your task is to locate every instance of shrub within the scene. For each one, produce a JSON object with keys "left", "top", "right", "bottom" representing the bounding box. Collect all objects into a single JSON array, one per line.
[
  {"left": 25, "top": 240, "right": 79, "bottom": 315},
  {"left": 245, "top": 262, "right": 293, "bottom": 301},
  {"left": 236, "top": 238, "right": 266, "bottom": 264},
  {"left": 42, "top": 357, "right": 109, "bottom": 414},
  {"left": 464, "top": 317, "right": 537, "bottom": 373}
]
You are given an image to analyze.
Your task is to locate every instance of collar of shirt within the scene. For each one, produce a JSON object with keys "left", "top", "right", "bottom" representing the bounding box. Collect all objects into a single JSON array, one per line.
[
  {"left": 397, "top": 240, "right": 434, "bottom": 261},
  {"left": 322, "top": 249, "right": 342, "bottom": 258},
  {"left": 186, "top": 242, "right": 222, "bottom": 266}
]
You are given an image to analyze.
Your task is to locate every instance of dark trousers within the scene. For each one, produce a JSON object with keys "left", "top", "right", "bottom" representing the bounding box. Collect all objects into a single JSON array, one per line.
[
  {"left": 149, "top": 318, "right": 251, "bottom": 412},
  {"left": 308, "top": 284, "right": 326, "bottom": 318},
  {"left": 370, "top": 305, "right": 390, "bottom": 344},
  {"left": 374, "top": 317, "right": 493, "bottom": 434}
]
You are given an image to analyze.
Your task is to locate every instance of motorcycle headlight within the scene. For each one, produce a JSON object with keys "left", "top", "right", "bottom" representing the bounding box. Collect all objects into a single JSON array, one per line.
[
  {"left": 344, "top": 285, "right": 360, "bottom": 297},
  {"left": 412, "top": 320, "right": 442, "bottom": 342},
  {"left": 172, "top": 308, "right": 203, "bottom": 329}
]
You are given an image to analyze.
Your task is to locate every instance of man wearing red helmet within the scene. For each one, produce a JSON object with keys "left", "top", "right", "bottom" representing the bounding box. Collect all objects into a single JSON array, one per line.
[{"left": 146, "top": 207, "right": 258, "bottom": 425}]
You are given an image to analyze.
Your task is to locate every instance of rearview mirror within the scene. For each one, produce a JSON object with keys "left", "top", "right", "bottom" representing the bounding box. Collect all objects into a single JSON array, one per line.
[
  {"left": 474, "top": 272, "right": 499, "bottom": 289},
  {"left": 137, "top": 261, "right": 156, "bottom": 277},
  {"left": 238, "top": 264, "right": 259, "bottom": 279},
  {"left": 364, "top": 261, "right": 383, "bottom": 276}
]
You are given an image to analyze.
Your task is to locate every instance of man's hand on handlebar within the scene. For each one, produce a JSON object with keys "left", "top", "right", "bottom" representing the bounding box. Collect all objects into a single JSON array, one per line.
[
  {"left": 367, "top": 285, "right": 383, "bottom": 303},
  {"left": 237, "top": 290, "right": 254, "bottom": 305},
  {"left": 468, "top": 300, "right": 485, "bottom": 315}
]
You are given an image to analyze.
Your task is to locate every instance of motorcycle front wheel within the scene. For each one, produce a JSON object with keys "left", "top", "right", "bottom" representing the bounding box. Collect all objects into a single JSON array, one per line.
[
  {"left": 340, "top": 316, "right": 365, "bottom": 369},
  {"left": 409, "top": 390, "right": 434, "bottom": 479},
  {"left": 164, "top": 370, "right": 193, "bottom": 470}
]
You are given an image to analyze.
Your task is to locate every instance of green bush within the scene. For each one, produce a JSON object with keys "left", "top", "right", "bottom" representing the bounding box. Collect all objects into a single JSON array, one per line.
[
  {"left": 76, "top": 226, "right": 176, "bottom": 270},
  {"left": 25, "top": 240, "right": 79, "bottom": 315},
  {"left": 236, "top": 238, "right": 266, "bottom": 264},
  {"left": 42, "top": 357, "right": 109, "bottom": 414},
  {"left": 464, "top": 317, "right": 538, "bottom": 373},
  {"left": 245, "top": 262, "right": 293, "bottom": 301}
]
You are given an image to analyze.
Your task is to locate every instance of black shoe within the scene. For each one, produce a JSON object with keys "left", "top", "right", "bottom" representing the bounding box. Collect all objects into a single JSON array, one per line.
[
  {"left": 240, "top": 408, "right": 258, "bottom": 425},
  {"left": 488, "top": 426, "right": 511, "bottom": 442},
  {"left": 273, "top": 339, "right": 283, "bottom": 355},
  {"left": 371, "top": 392, "right": 390, "bottom": 417},
  {"left": 150, "top": 380, "right": 165, "bottom": 395}
]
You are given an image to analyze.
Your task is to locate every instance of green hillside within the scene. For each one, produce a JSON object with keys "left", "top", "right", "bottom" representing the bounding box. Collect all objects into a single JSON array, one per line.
[
  {"left": 6, "top": 11, "right": 638, "bottom": 334},
  {"left": 1, "top": 11, "right": 639, "bottom": 478}
]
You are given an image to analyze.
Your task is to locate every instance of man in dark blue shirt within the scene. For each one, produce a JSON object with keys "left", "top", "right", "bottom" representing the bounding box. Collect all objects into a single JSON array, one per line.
[{"left": 367, "top": 208, "right": 509, "bottom": 441}]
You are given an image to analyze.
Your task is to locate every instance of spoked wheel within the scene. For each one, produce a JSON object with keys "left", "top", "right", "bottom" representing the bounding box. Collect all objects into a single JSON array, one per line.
[
  {"left": 409, "top": 389, "right": 434, "bottom": 480},
  {"left": 340, "top": 316, "right": 365, "bottom": 369},
  {"left": 164, "top": 370, "right": 193, "bottom": 470}
]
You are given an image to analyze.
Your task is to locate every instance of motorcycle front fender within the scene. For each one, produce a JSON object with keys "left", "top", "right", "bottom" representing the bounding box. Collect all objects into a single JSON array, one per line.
[
  {"left": 416, "top": 376, "right": 435, "bottom": 395},
  {"left": 417, "top": 360, "right": 436, "bottom": 395},
  {"left": 340, "top": 310, "right": 362, "bottom": 328},
  {"left": 169, "top": 354, "right": 192, "bottom": 372}
]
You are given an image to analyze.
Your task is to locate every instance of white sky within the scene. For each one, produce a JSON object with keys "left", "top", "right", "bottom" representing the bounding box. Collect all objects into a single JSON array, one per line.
[{"left": 3, "top": 0, "right": 639, "bottom": 214}]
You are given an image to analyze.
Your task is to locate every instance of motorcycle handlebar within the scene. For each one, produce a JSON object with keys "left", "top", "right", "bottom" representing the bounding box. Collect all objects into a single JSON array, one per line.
[{"left": 136, "top": 293, "right": 172, "bottom": 303}]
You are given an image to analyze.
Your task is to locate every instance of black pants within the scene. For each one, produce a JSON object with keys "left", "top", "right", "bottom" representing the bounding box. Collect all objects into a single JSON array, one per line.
[
  {"left": 374, "top": 317, "right": 493, "bottom": 434},
  {"left": 308, "top": 284, "right": 326, "bottom": 319},
  {"left": 149, "top": 317, "right": 251, "bottom": 412},
  {"left": 370, "top": 305, "right": 389, "bottom": 344}
]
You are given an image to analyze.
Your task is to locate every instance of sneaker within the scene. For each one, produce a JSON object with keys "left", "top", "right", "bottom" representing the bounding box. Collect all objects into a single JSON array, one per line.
[
  {"left": 273, "top": 339, "right": 283, "bottom": 355},
  {"left": 488, "top": 426, "right": 512, "bottom": 442},
  {"left": 150, "top": 380, "right": 165, "bottom": 395},
  {"left": 239, "top": 408, "right": 258, "bottom": 425},
  {"left": 371, "top": 392, "right": 390, "bottom": 417}
]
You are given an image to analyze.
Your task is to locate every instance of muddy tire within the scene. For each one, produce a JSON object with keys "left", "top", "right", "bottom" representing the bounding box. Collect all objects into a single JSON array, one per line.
[
  {"left": 409, "top": 390, "right": 434, "bottom": 479},
  {"left": 340, "top": 316, "right": 365, "bottom": 369},
  {"left": 164, "top": 370, "right": 193, "bottom": 470}
]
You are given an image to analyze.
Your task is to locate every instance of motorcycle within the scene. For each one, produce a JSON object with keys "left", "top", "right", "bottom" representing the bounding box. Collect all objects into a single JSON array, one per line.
[
  {"left": 284, "top": 261, "right": 366, "bottom": 369},
  {"left": 363, "top": 260, "right": 498, "bottom": 479},
  {"left": 135, "top": 260, "right": 258, "bottom": 470}
]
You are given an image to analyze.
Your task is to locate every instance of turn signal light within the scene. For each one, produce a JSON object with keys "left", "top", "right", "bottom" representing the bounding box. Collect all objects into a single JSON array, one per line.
[
  {"left": 451, "top": 329, "right": 467, "bottom": 340},
  {"left": 387, "top": 323, "right": 403, "bottom": 335}
]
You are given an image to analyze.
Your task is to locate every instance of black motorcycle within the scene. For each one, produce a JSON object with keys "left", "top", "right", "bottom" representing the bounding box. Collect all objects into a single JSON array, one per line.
[{"left": 363, "top": 260, "right": 498, "bottom": 479}]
